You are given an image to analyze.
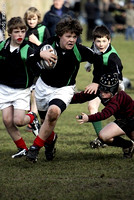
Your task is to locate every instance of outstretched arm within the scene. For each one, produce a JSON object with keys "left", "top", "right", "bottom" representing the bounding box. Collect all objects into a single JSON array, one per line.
[{"left": 71, "top": 91, "right": 97, "bottom": 104}]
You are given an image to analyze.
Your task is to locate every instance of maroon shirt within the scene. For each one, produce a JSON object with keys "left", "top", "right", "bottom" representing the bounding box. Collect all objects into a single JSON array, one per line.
[{"left": 71, "top": 91, "right": 134, "bottom": 122}]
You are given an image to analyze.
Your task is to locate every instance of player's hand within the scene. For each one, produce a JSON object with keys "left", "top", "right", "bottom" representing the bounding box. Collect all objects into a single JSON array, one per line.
[
  {"left": 40, "top": 49, "right": 57, "bottom": 65},
  {"left": 29, "top": 34, "right": 41, "bottom": 46},
  {"left": 84, "top": 83, "right": 99, "bottom": 94},
  {"left": 76, "top": 113, "right": 88, "bottom": 124}
]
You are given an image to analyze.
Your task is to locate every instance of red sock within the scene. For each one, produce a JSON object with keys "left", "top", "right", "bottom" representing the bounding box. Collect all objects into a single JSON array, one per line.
[
  {"left": 14, "top": 138, "right": 28, "bottom": 151},
  {"left": 45, "top": 131, "right": 55, "bottom": 144},
  {"left": 26, "top": 113, "right": 34, "bottom": 124},
  {"left": 33, "top": 135, "right": 45, "bottom": 148}
]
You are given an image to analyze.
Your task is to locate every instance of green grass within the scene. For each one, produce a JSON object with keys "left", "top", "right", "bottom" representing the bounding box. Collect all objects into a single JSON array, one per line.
[{"left": 0, "top": 32, "right": 134, "bottom": 200}]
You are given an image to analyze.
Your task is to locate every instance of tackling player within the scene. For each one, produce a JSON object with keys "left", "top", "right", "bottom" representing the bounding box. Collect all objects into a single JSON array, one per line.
[{"left": 73, "top": 73, "right": 134, "bottom": 158}]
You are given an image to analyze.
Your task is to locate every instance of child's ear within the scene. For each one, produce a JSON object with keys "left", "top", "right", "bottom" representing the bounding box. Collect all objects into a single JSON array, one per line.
[{"left": 109, "top": 38, "right": 111, "bottom": 43}]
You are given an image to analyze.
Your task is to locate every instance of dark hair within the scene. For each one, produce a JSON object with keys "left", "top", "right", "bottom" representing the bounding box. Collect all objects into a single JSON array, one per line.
[
  {"left": 92, "top": 25, "right": 111, "bottom": 40},
  {"left": 55, "top": 16, "right": 83, "bottom": 37},
  {"left": 7, "top": 17, "right": 27, "bottom": 34}
]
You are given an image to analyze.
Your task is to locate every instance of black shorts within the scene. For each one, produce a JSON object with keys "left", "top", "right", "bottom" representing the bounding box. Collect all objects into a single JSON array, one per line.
[{"left": 114, "top": 117, "right": 134, "bottom": 136}]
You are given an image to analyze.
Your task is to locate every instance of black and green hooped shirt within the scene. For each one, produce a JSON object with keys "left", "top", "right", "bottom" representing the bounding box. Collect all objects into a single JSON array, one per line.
[
  {"left": 0, "top": 38, "right": 39, "bottom": 88},
  {"left": 29, "top": 36, "right": 95, "bottom": 88}
]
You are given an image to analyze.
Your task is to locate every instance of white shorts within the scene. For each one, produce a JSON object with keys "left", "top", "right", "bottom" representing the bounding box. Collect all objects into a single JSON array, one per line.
[
  {"left": 35, "top": 77, "right": 75, "bottom": 111},
  {"left": 0, "top": 84, "right": 31, "bottom": 110}
]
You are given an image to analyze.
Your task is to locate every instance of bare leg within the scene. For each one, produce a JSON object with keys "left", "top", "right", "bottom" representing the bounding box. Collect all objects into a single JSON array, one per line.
[
  {"left": 2, "top": 106, "right": 31, "bottom": 141},
  {"left": 26, "top": 105, "right": 61, "bottom": 162},
  {"left": 2, "top": 106, "right": 21, "bottom": 141},
  {"left": 30, "top": 90, "right": 38, "bottom": 115},
  {"left": 99, "top": 122, "right": 134, "bottom": 158},
  {"left": 2, "top": 106, "right": 29, "bottom": 157},
  {"left": 39, "top": 105, "right": 61, "bottom": 141},
  {"left": 99, "top": 122, "right": 125, "bottom": 143}
]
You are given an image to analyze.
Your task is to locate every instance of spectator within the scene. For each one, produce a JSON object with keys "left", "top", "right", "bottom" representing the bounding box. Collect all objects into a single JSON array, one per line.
[
  {"left": 125, "top": 2, "right": 134, "bottom": 40},
  {"left": 42, "top": 0, "right": 75, "bottom": 37},
  {"left": 0, "top": 10, "right": 6, "bottom": 41},
  {"left": 85, "top": 0, "right": 99, "bottom": 40},
  {"left": 102, "top": 1, "right": 115, "bottom": 37}
]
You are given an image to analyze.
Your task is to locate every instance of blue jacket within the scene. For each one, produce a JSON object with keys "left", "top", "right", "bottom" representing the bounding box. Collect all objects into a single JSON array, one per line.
[{"left": 42, "top": 5, "right": 75, "bottom": 37}]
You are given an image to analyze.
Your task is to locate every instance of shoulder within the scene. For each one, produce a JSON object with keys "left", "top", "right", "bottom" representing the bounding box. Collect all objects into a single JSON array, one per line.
[
  {"left": 45, "top": 5, "right": 54, "bottom": 15},
  {"left": 76, "top": 43, "right": 91, "bottom": 50},
  {"left": 104, "top": 45, "right": 121, "bottom": 62},
  {"left": 21, "top": 42, "right": 34, "bottom": 54},
  {"left": 113, "top": 91, "right": 128, "bottom": 101},
  {"left": 37, "top": 23, "right": 45, "bottom": 28},
  {"left": 0, "top": 38, "right": 10, "bottom": 49}
]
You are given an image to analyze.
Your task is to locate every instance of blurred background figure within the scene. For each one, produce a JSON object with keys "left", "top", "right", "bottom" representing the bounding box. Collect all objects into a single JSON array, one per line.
[
  {"left": 42, "top": 0, "right": 75, "bottom": 37},
  {"left": 84, "top": 0, "right": 100, "bottom": 40},
  {"left": 65, "top": 0, "right": 81, "bottom": 18},
  {"left": 0, "top": 10, "right": 6, "bottom": 41},
  {"left": 109, "top": 0, "right": 126, "bottom": 35},
  {"left": 101, "top": 0, "right": 115, "bottom": 38},
  {"left": 125, "top": 2, "right": 134, "bottom": 40}
]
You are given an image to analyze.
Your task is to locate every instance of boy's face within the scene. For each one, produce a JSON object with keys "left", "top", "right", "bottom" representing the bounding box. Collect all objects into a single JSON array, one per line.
[
  {"left": 10, "top": 28, "right": 26, "bottom": 46},
  {"left": 100, "top": 90, "right": 112, "bottom": 99},
  {"left": 59, "top": 32, "right": 78, "bottom": 50},
  {"left": 27, "top": 14, "right": 38, "bottom": 28},
  {"left": 94, "top": 36, "right": 111, "bottom": 53}
]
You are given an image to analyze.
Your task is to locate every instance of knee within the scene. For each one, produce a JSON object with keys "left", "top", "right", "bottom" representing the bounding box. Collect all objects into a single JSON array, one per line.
[
  {"left": 88, "top": 103, "right": 98, "bottom": 114},
  {"left": 47, "top": 105, "right": 61, "bottom": 122},
  {"left": 99, "top": 132, "right": 112, "bottom": 143},
  {"left": 99, "top": 131, "right": 108, "bottom": 143},
  {"left": 14, "top": 117, "right": 24, "bottom": 127}
]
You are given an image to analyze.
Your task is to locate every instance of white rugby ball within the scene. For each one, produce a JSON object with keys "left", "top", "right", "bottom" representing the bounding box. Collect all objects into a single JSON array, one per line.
[{"left": 40, "top": 44, "right": 57, "bottom": 70}]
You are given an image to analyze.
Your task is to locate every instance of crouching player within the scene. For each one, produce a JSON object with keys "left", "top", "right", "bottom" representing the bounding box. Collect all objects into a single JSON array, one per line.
[{"left": 72, "top": 73, "right": 134, "bottom": 158}]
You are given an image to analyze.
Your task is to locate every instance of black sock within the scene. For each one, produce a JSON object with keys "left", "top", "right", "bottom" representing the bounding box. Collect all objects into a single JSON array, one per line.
[{"left": 106, "top": 136, "right": 132, "bottom": 148}]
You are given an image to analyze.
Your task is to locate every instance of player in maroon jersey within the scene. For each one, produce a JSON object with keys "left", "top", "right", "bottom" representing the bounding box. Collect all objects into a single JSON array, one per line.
[{"left": 72, "top": 73, "right": 134, "bottom": 158}]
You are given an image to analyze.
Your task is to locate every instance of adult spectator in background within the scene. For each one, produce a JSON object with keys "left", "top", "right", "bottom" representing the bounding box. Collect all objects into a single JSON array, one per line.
[
  {"left": 101, "top": 1, "right": 115, "bottom": 38},
  {"left": 71, "top": 0, "right": 81, "bottom": 18},
  {"left": 0, "top": 29, "right": 4, "bottom": 42},
  {"left": 109, "top": 0, "right": 126, "bottom": 34},
  {"left": 42, "top": 0, "right": 75, "bottom": 37},
  {"left": 85, "top": 0, "right": 99, "bottom": 40},
  {"left": 0, "top": 10, "right": 6, "bottom": 41},
  {"left": 125, "top": 2, "right": 134, "bottom": 40}
]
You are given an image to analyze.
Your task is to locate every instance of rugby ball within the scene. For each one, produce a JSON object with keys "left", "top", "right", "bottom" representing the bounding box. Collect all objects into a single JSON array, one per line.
[{"left": 40, "top": 44, "right": 57, "bottom": 70}]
